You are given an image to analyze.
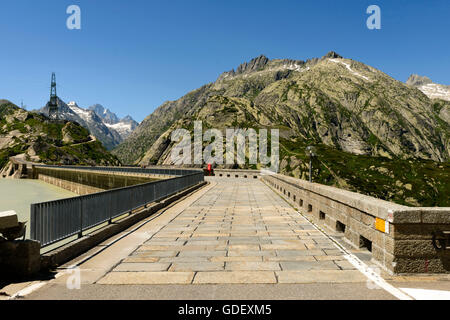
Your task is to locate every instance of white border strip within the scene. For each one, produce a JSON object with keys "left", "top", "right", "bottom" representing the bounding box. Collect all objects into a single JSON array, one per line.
[
  {"left": 301, "top": 215, "right": 413, "bottom": 300},
  {"left": 399, "top": 288, "right": 450, "bottom": 300},
  {"left": 8, "top": 273, "right": 63, "bottom": 299}
]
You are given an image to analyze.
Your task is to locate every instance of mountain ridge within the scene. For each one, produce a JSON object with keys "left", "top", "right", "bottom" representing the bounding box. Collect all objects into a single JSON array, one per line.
[
  {"left": 114, "top": 51, "right": 450, "bottom": 164},
  {"left": 112, "top": 51, "right": 450, "bottom": 206}
]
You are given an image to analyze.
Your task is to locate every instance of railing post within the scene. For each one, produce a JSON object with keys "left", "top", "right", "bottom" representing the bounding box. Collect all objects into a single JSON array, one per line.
[
  {"left": 109, "top": 193, "right": 113, "bottom": 224},
  {"left": 78, "top": 198, "right": 83, "bottom": 238},
  {"left": 30, "top": 204, "right": 36, "bottom": 241}
]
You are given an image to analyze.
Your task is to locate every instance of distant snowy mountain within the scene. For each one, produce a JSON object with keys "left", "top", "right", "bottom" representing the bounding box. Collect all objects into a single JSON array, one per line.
[
  {"left": 37, "top": 100, "right": 138, "bottom": 150},
  {"left": 104, "top": 116, "right": 138, "bottom": 139},
  {"left": 407, "top": 75, "right": 450, "bottom": 102},
  {"left": 88, "top": 104, "right": 139, "bottom": 139},
  {"left": 88, "top": 104, "right": 120, "bottom": 124}
]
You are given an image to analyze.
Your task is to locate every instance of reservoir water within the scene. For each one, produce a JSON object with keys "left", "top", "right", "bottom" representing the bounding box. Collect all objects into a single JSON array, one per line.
[{"left": 0, "top": 179, "right": 77, "bottom": 239}]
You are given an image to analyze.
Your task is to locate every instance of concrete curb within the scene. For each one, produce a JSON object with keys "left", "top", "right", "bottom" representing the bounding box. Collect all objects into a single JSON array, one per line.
[{"left": 40, "top": 181, "right": 208, "bottom": 270}]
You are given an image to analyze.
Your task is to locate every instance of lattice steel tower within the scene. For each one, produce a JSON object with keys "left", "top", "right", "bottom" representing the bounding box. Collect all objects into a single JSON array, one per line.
[{"left": 48, "top": 72, "right": 59, "bottom": 119}]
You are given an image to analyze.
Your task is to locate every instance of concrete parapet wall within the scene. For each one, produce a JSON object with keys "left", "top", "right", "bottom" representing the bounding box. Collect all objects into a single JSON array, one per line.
[
  {"left": 137, "top": 165, "right": 261, "bottom": 179},
  {"left": 33, "top": 167, "right": 162, "bottom": 195},
  {"left": 262, "top": 174, "right": 450, "bottom": 274},
  {"left": 38, "top": 173, "right": 104, "bottom": 195},
  {"left": 213, "top": 169, "right": 260, "bottom": 179}
]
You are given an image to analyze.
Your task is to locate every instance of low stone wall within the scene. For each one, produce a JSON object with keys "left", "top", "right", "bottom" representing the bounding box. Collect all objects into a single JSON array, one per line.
[
  {"left": 140, "top": 166, "right": 261, "bottom": 179},
  {"left": 212, "top": 169, "right": 260, "bottom": 179},
  {"left": 135, "top": 165, "right": 261, "bottom": 179},
  {"left": 34, "top": 167, "right": 162, "bottom": 195},
  {"left": 37, "top": 173, "right": 104, "bottom": 195},
  {"left": 262, "top": 174, "right": 450, "bottom": 274}
]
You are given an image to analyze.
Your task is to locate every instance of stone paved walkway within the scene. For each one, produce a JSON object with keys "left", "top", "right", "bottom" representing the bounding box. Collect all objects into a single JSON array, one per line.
[{"left": 97, "top": 179, "right": 366, "bottom": 285}]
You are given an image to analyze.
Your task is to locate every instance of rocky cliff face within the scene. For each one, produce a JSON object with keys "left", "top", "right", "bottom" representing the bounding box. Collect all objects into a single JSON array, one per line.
[
  {"left": 0, "top": 100, "right": 120, "bottom": 172},
  {"left": 112, "top": 52, "right": 450, "bottom": 206}
]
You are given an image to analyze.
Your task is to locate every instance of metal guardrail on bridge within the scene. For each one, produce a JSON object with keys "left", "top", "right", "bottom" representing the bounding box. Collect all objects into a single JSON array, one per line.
[
  {"left": 33, "top": 164, "right": 199, "bottom": 177},
  {"left": 30, "top": 167, "right": 204, "bottom": 248}
]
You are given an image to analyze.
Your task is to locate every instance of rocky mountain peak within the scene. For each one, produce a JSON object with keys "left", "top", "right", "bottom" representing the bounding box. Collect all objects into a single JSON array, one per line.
[
  {"left": 235, "top": 54, "right": 270, "bottom": 74},
  {"left": 89, "top": 104, "right": 120, "bottom": 125},
  {"left": 67, "top": 101, "right": 79, "bottom": 108},
  {"left": 323, "top": 51, "right": 343, "bottom": 59},
  {"left": 406, "top": 74, "right": 433, "bottom": 87},
  {"left": 121, "top": 115, "right": 136, "bottom": 123},
  {"left": 217, "top": 55, "right": 270, "bottom": 81}
]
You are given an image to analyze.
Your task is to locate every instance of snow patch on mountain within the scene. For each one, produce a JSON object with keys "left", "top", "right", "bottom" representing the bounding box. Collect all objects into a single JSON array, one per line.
[
  {"left": 105, "top": 122, "right": 133, "bottom": 136},
  {"left": 104, "top": 118, "right": 138, "bottom": 139},
  {"left": 417, "top": 83, "right": 450, "bottom": 101},
  {"left": 329, "top": 58, "right": 370, "bottom": 81},
  {"left": 67, "top": 101, "right": 92, "bottom": 121}
]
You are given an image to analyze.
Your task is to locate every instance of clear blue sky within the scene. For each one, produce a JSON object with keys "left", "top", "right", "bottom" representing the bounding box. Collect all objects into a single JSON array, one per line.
[{"left": 1, "top": 0, "right": 449, "bottom": 122}]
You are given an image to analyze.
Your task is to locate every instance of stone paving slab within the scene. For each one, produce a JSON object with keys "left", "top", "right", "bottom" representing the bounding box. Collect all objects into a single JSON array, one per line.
[
  {"left": 314, "top": 255, "right": 347, "bottom": 261},
  {"left": 276, "top": 270, "right": 367, "bottom": 284},
  {"left": 122, "top": 256, "right": 161, "bottom": 263},
  {"left": 97, "top": 179, "right": 368, "bottom": 285},
  {"left": 263, "top": 256, "right": 317, "bottom": 262},
  {"left": 193, "top": 271, "right": 277, "bottom": 284},
  {"left": 227, "top": 244, "right": 260, "bottom": 250},
  {"left": 98, "top": 272, "right": 195, "bottom": 285},
  {"left": 133, "top": 250, "right": 178, "bottom": 257},
  {"left": 211, "top": 256, "right": 263, "bottom": 262},
  {"left": 227, "top": 250, "right": 276, "bottom": 257},
  {"left": 113, "top": 263, "right": 170, "bottom": 272},
  {"left": 334, "top": 260, "right": 357, "bottom": 270},
  {"left": 169, "top": 262, "right": 225, "bottom": 272},
  {"left": 280, "top": 261, "right": 340, "bottom": 271},
  {"left": 225, "top": 261, "right": 281, "bottom": 271},
  {"left": 178, "top": 250, "right": 227, "bottom": 257},
  {"left": 159, "top": 257, "right": 210, "bottom": 263}
]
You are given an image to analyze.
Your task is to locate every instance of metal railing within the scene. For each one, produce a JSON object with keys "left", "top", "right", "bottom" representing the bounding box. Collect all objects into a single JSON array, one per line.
[
  {"left": 33, "top": 164, "right": 200, "bottom": 177},
  {"left": 30, "top": 168, "right": 204, "bottom": 247}
]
